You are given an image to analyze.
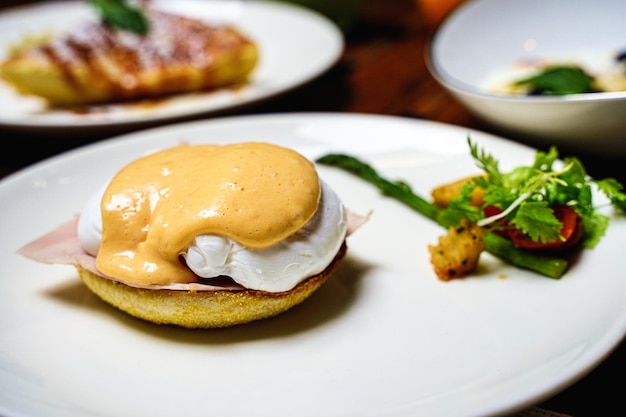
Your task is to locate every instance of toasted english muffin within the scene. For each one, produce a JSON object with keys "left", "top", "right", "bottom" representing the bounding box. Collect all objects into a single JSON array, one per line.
[{"left": 76, "top": 242, "right": 347, "bottom": 328}]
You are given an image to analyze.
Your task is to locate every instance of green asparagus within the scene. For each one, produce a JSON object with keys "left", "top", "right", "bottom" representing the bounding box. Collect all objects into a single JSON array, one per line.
[{"left": 316, "top": 153, "right": 570, "bottom": 278}]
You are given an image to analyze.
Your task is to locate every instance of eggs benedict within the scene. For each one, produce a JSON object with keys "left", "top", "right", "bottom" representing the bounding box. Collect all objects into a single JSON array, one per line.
[{"left": 19, "top": 142, "right": 366, "bottom": 328}]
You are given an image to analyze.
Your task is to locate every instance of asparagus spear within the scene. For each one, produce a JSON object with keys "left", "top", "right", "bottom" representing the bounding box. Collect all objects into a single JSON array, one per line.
[
  {"left": 316, "top": 153, "right": 570, "bottom": 279},
  {"left": 316, "top": 154, "right": 442, "bottom": 222}
]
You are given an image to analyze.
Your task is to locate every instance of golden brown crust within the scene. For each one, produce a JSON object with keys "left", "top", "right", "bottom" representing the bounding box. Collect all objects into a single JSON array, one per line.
[
  {"left": 0, "top": 8, "right": 259, "bottom": 106},
  {"left": 77, "top": 242, "right": 347, "bottom": 328}
]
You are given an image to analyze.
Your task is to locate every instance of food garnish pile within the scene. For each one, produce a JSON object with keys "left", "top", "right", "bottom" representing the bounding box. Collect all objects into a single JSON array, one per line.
[{"left": 317, "top": 138, "right": 626, "bottom": 280}]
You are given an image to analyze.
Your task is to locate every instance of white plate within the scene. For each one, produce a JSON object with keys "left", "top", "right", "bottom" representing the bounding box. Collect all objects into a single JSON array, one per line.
[
  {"left": 0, "top": 0, "right": 343, "bottom": 130},
  {"left": 1, "top": 113, "right": 625, "bottom": 417}
]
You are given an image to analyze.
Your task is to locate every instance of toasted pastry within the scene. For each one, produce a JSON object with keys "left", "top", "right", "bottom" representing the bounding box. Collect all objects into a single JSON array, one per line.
[{"left": 0, "top": 7, "right": 258, "bottom": 106}]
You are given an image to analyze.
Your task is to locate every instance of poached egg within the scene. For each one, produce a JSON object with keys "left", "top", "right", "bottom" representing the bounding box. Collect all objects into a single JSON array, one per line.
[{"left": 77, "top": 142, "right": 347, "bottom": 293}]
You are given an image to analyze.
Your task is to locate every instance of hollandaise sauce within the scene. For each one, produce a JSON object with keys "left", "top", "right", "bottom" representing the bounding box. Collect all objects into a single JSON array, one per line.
[{"left": 96, "top": 142, "right": 321, "bottom": 285}]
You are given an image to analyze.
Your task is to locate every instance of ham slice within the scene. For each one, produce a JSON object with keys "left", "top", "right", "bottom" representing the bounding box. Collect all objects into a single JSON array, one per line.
[
  {"left": 17, "top": 217, "right": 244, "bottom": 291},
  {"left": 17, "top": 209, "right": 370, "bottom": 292},
  {"left": 18, "top": 217, "right": 98, "bottom": 273}
]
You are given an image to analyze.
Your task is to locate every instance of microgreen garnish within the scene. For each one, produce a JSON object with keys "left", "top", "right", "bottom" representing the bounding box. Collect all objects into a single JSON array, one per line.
[
  {"left": 89, "top": 0, "right": 149, "bottom": 35},
  {"left": 442, "top": 137, "right": 626, "bottom": 249},
  {"left": 476, "top": 162, "right": 574, "bottom": 228}
]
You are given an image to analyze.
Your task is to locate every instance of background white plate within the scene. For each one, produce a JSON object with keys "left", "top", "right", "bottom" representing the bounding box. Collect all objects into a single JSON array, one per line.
[
  {"left": 0, "top": 0, "right": 343, "bottom": 130},
  {"left": 1, "top": 113, "right": 625, "bottom": 417}
]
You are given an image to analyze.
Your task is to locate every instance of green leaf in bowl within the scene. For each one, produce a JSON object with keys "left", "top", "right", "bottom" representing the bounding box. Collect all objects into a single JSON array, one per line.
[{"left": 513, "top": 65, "right": 600, "bottom": 95}]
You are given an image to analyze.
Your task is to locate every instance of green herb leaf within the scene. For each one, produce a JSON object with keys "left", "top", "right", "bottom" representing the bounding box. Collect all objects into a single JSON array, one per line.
[
  {"left": 582, "top": 211, "right": 609, "bottom": 249},
  {"left": 438, "top": 182, "right": 483, "bottom": 227},
  {"left": 512, "top": 201, "right": 562, "bottom": 243},
  {"left": 513, "top": 65, "right": 599, "bottom": 95},
  {"left": 595, "top": 177, "right": 626, "bottom": 212},
  {"left": 533, "top": 146, "right": 559, "bottom": 171},
  {"left": 469, "top": 138, "right": 503, "bottom": 185},
  {"left": 89, "top": 0, "right": 149, "bottom": 35}
]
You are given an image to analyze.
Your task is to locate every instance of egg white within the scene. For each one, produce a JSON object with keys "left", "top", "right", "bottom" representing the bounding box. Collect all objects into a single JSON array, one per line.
[{"left": 77, "top": 179, "right": 347, "bottom": 292}]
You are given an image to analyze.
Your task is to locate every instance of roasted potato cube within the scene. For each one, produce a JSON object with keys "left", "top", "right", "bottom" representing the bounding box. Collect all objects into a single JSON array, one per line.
[
  {"left": 428, "top": 219, "right": 486, "bottom": 280},
  {"left": 431, "top": 175, "right": 485, "bottom": 208}
]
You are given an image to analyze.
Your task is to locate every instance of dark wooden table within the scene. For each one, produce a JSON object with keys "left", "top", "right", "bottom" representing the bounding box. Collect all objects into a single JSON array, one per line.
[{"left": 0, "top": 1, "right": 623, "bottom": 416}]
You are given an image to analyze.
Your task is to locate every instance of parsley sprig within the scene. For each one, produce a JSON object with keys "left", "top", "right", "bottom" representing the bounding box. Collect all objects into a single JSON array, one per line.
[{"left": 88, "top": 0, "right": 149, "bottom": 35}]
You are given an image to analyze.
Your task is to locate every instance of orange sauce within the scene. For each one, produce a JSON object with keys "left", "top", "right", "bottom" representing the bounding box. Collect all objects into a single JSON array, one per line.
[{"left": 96, "top": 142, "right": 320, "bottom": 285}]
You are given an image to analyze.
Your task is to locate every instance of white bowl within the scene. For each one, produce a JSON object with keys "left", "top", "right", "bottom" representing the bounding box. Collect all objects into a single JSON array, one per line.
[{"left": 426, "top": 0, "right": 626, "bottom": 156}]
